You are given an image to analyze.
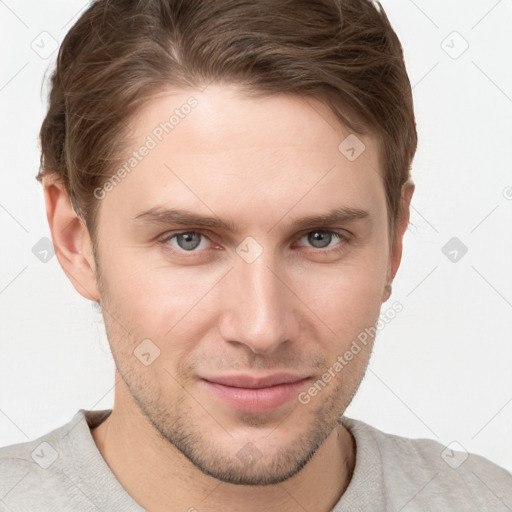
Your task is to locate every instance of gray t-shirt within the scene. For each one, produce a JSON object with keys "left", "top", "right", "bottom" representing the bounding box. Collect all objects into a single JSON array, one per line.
[{"left": 1, "top": 409, "right": 510, "bottom": 511}]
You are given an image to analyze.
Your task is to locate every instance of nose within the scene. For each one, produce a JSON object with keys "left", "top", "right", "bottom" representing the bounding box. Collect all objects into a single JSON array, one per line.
[{"left": 218, "top": 250, "right": 300, "bottom": 355}]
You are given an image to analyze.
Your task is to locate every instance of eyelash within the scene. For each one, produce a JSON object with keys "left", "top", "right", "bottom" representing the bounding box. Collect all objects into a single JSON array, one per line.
[{"left": 158, "top": 229, "right": 350, "bottom": 256}]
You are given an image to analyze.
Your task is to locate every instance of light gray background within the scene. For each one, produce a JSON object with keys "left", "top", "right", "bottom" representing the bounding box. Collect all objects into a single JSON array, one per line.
[{"left": 1, "top": 0, "right": 511, "bottom": 473}]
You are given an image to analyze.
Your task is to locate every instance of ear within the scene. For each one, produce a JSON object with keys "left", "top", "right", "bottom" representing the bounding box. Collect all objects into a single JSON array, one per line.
[
  {"left": 382, "top": 181, "right": 415, "bottom": 302},
  {"left": 42, "top": 175, "right": 100, "bottom": 301}
]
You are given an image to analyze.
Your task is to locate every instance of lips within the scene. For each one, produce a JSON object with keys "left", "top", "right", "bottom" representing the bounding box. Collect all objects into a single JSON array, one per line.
[
  {"left": 204, "top": 373, "right": 310, "bottom": 389},
  {"left": 201, "top": 373, "right": 311, "bottom": 413}
]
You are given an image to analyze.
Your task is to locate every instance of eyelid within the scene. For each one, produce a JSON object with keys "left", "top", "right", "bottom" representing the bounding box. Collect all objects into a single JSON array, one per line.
[
  {"left": 158, "top": 229, "right": 216, "bottom": 247},
  {"left": 159, "top": 228, "right": 351, "bottom": 253},
  {"left": 296, "top": 227, "right": 351, "bottom": 240},
  {"left": 294, "top": 228, "right": 351, "bottom": 251}
]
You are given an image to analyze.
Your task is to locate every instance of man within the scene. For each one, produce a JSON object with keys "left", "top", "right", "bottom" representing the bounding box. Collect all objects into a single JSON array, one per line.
[{"left": 1, "top": 0, "right": 511, "bottom": 510}]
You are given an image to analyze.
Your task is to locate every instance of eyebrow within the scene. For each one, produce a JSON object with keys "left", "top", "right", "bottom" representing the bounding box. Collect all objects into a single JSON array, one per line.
[{"left": 133, "top": 205, "right": 370, "bottom": 233}]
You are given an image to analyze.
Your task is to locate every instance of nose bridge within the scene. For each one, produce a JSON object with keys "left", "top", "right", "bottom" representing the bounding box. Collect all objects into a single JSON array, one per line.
[{"left": 220, "top": 247, "right": 296, "bottom": 354}]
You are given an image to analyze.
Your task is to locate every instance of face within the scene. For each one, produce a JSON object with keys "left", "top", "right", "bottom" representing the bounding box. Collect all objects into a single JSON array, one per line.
[{"left": 92, "top": 84, "right": 392, "bottom": 485}]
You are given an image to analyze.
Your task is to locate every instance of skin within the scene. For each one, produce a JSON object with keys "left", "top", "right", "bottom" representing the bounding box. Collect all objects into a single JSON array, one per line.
[{"left": 43, "top": 84, "right": 413, "bottom": 511}]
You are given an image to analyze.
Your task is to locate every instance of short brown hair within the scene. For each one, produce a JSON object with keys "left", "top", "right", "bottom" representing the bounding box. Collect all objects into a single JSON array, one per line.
[{"left": 38, "top": 0, "right": 417, "bottom": 242}]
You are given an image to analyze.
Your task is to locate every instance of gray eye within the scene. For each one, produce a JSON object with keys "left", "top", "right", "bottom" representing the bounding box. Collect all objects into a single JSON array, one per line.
[
  {"left": 174, "top": 232, "right": 203, "bottom": 251},
  {"left": 306, "top": 231, "right": 335, "bottom": 249}
]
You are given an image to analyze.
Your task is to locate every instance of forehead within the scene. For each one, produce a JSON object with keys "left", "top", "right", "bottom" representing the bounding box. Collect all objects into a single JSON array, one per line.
[
  {"left": 100, "top": 84, "right": 385, "bottom": 231},
  {"left": 131, "top": 84, "right": 377, "bottom": 160}
]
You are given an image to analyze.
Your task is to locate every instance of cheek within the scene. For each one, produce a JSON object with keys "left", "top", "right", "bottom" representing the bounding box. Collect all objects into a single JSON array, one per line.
[
  {"left": 292, "top": 254, "right": 388, "bottom": 336},
  {"left": 97, "top": 225, "right": 389, "bottom": 352},
  {"left": 98, "top": 247, "right": 218, "bottom": 349}
]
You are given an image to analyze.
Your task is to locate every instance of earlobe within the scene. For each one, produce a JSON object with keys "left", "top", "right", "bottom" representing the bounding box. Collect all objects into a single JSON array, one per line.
[
  {"left": 42, "top": 175, "right": 100, "bottom": 301},
  {"left": 382, "top": 283, "right": 392, "bottom": 302},
  {"left": 382, "top": 181, "right": 415, "bottom": 302}
]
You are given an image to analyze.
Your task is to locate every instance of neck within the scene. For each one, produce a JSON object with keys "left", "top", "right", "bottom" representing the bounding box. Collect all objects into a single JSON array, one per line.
[{"left": 91, "top": 385, "right": 355, "bottom": 512}]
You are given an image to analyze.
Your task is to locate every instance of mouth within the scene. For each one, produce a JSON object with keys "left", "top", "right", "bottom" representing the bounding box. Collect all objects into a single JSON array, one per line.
[{"left": 200, "top": 373, "right": 311, "bottom": 413}]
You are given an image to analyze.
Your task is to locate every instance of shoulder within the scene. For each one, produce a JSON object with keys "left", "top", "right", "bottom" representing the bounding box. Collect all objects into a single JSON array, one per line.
[
  {"left": 341, "top": 417, "right": 512, "bottom": 510},
  {"left": 0, "top": 410, "right": 109, "bottom": 512}
]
